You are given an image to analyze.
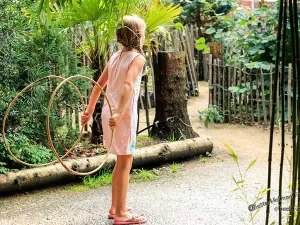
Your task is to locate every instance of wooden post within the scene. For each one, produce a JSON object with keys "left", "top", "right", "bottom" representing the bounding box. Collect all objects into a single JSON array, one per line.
[
  {"left": 260, "top": 68, "right": 267, "bottom": 128},
  {"left": 228, "top": 64, "right": 232, "bottom": 123},
  {"left": 148, "top": 52, "right": 156, "bottom": 107},
  {"left": 238, "top": 63, "right": 242, "bottom": 124},
  {"left": 222, "top": 60, "right": 226, "bottom": 119},
  {"left": 250, "top": 73, "right": 254, "bottom": 124},
  {"left": 243, "top": 70, "right": 248, "bottom": 124},
  {"left": 184, "top": 26, "right": 197, "bottom": 92},
  {"left": 233, "top": 61, "right": 237, "bottom": 122},
  {"left": 209, "top": 58, "right": 213, "bottom": 105},
  {"left": 288, "top": 63, "right": 292, "bottom": 131},
  {"left": 203, "top": 53, "right": 207, "bottom": 81},
  {"left": 217, "top": 59, "right": 221, "bottom": 109},
  {"left": 213, "top": 59, "right": 217, "bottom": 105},
  {"left": 208, "top": 54, "right": 212, "bottom": 89},
  {"left": 143, "top": 76, "right": 150, "bottom": 135},
  {"left": 179, "top": 30, "right": 195, "bottom": 95},
  {"left": 256, "top": 73, "right": 261, "bottom": 125}
]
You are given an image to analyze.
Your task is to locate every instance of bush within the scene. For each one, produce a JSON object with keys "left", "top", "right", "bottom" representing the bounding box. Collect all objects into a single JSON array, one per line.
[
  {"left": 0, "top": 133, "right": 56, "bottom": 174},
  {"left": 198, "top": 105, "right": 224, "bottom": 128}
]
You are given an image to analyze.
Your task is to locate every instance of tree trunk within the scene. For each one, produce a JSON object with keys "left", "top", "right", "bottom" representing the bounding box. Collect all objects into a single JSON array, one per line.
[
  {"left": 0, "top": 137, "right": 212, "bottom": 194},
  {"left": 150, "top": 51, "right": 199, "bottom": 140},
  {"left": 90, "top": 52, "right": 106, "bottom": 144},
  {"left": 208, "top": 42, "right": 224, "bottom": 60}
]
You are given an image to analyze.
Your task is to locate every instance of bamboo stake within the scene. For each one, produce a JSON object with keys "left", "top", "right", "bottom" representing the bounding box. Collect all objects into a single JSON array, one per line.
[
  {"left": 265, "top": 0, "right": 284, "bottom": 219},
  {"left": 278, "top": 1, "right": 288, "bottom": 223},
  {"left": 287, "top": 63, "right": 292, "bottom": 131},
  {"left": 288, "top": 0, "right": 298, "bottom": 221},
  {"left": 270, "top": 64, "right": 273, "bottom": 123}
]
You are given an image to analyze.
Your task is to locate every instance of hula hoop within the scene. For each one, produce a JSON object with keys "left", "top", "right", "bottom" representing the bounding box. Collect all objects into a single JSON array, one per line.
[
  {"left": 1, "top": 75, "right": 85, "bottom": 167},
  {"left": 46, "top": 74, "right": 114, "bottom": 176}
]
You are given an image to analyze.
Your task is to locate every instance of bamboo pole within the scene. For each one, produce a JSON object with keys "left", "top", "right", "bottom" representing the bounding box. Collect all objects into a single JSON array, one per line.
[
  {"left": 287, "top": 63, "right": 292, "bottom": 131},
  {"left": 278, "top": 1, "right": 288, "bottom": 223},
  {"left": 270, "top": 64, "right": 273, "bottom": 123},
  {"left": 288, "top": 0, "right": 299, "bottom": 220},
  {"left": 265, "top": 0, "right": 284, "bottom": 219}
]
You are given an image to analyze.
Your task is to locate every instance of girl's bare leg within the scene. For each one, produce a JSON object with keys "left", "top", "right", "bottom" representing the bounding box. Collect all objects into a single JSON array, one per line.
[
  {"left": 109, "top": 162, "right": 118, "bottom": 214},
  {"left": 109, "top": 156, "right": 133, "bottom": 214}
]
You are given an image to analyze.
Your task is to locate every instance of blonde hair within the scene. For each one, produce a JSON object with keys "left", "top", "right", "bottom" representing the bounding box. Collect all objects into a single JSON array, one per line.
[{"left": 116, "top": 15, "right": 146, "bottom": 54}]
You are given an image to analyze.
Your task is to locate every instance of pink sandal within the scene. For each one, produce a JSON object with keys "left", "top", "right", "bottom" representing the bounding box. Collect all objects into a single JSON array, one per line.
[
  {"left": 113, "top": 214, "right": 147, "bottom": 225},
  {"left": 108, "top": 207, "right": 132, "bottom": 219}
]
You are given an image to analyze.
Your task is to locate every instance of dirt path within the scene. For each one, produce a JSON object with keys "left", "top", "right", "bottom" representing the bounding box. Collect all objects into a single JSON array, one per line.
[{"left": 0, "top": 81, "right": 293, "bottom": 225}]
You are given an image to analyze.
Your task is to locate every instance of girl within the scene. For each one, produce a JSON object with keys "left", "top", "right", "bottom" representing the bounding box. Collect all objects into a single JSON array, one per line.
[{"left": 81, "top": 15, "right": 147, "bottom": 225}]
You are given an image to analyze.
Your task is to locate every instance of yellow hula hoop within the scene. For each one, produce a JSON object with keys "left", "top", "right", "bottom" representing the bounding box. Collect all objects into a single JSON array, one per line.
[
  {"left": 46, "top": 74, "right": 114, "bottom": 176},
  {"left": 1, "top": 75, "right": 85, "bottom": 167}
]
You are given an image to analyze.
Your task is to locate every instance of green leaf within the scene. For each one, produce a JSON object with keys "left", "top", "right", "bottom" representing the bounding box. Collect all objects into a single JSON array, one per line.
[
  {"left": 205, "top": 27, "right": 216, "bottom": 35},
  {"left": 223, "top": 142, "right": 238, "bottom": 163},
  {"left": 246, "top": 158, "right": 257, "bottom": 171},
  {"left": 239, "top": 20, "right": 247, "bottom": 25},
  {"left": 232, "top": 187, "right": 239, "bottom": 192},
  {"left": 174, "top": 22, "right": 183, "bottom": 30},
  {"left": 196, "top": 43, "right": 206, "bottom": 51},
  {"left": 228, "top": 86, "right": 240, "bottom": 93},
  {"left": 196, "top": 37, "right": 206, "bottom": 44}
]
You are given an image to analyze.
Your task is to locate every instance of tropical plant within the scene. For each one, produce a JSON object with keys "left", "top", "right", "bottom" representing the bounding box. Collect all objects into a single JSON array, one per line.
[
  {"left": 207, "top": 4, "right": 279, "bottom": 70},
  {"left": 198, "top": 104, "right": 224, "bottom": 127},
  {"left": 37, "top": 0, "right": 182, "bottom": 143}
]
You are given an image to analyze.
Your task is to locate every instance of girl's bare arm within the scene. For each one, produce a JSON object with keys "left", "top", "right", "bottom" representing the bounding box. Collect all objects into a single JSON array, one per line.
[
  {"left": 85, "top": 64, "right": 109, "bottom": 114},
  {"left": 108, "top": 55, "right": 145, "bottom": 129},
  {"left": 116, "top": 55, "right": 146, "bottom": 116}
]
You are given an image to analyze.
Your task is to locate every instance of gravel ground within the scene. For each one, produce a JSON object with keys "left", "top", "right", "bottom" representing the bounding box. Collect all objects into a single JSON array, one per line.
[{"left": 0, "top": 82, "right": 293, "bottom": 225}]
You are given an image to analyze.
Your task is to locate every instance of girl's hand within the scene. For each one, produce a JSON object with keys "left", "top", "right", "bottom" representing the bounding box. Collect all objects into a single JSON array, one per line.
[
  {"left": 109, "top": 112, "right": 122, "bottom": 130},
  {"left": 81, "top": 111, "right": 93, "bottom": 126}
]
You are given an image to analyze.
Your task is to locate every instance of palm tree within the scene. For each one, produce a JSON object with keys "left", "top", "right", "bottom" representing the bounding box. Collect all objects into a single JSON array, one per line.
[{"left": 37, "top": 0, "right": 182, "bottom": 143}]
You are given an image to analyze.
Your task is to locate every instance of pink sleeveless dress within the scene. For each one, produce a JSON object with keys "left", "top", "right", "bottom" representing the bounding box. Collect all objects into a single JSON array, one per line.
[{"left": 101, "top": 50, "right": 143, "bottom": 155}]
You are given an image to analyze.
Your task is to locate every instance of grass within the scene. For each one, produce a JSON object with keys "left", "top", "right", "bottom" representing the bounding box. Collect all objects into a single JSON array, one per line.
[
  {"left": 168, "top": 132, "right": 177, "bottom": 142},
  {"left": 170, "top": 162, "right": 179, "bottom": 173},
  {"left": 199, "top": 155, "right": 207, "bottom": 163},
  {"left": 132, "top": 168, "right": 156, "bottom": 181},
  {"left": 135, "top": 135, "right": 157, "bottom": 148},
  {"left": 83, "top": 168, "right": 112, "bottom": 188}
]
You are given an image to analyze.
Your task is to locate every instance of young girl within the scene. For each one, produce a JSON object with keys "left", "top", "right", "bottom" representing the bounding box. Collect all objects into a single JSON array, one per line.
[{"left": 81, "top": 15, "right": 147, "bottom": 225}]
